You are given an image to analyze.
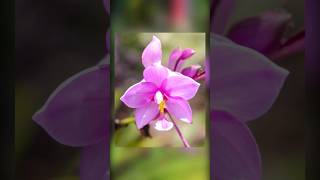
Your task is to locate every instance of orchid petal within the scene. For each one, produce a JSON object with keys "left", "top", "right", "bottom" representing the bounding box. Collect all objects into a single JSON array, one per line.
[
  {"left": 211, "top": 110, "right": 261, "bottom": 180},
  {"left": 135, "top": 102, "right": 159, "bottom": 129},
  {"left": 80, "top": 140, "right": 108, "bottom": 180},
  {"left": 154, "top": 118, "right": 173, "bottom": 131},
  {"left": 33, "top": 65, "right": 109, "bottom": 147},
  {"left": 120, "top": 81, "right": 157, "bottom": 108},
  {"left": 211, "top": 34, "right": 289, "bottom": 122},
  {"left": 142, "top": 36, "right": 162, "bottom": 68},
  {"left": 166, "top": 97, "right": 192, "bottom": 123},
  {"left": 227, "top": 10, "right": 292, "bottom": 54},
  {"left": 164, "top": 73, "right": 200, "bottom": 100},
  {"left": 143, "top": 65, "right": 168, "bottom": 87}
]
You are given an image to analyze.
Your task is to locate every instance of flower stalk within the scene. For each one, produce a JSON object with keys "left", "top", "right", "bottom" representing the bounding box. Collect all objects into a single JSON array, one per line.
[
  {"left": 115, "top": 117, "right": 135, "bottom": 125},
  {"left": 167, "top": 112, "right": 190, "bottom": 148}
]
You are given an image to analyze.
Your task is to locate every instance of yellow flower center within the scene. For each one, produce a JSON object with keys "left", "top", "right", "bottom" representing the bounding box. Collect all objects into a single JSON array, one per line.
[{"left": 159, "top": 100, "right": 166, "bottom": 113}]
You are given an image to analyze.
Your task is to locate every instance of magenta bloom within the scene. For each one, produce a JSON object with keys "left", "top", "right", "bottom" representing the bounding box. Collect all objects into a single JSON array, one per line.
[
  {"left": 212, "top": 0, "right": 305, "bottom": 60},
  {"left": 120, "top": 36, "right": 200, "bottom": 131}
]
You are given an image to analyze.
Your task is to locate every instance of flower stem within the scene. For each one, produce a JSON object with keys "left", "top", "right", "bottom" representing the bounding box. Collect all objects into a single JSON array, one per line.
[
  {"left": 115, "top": 117, "right": 135, "bottom": 125},
  {"left": 167, "top": 113, "right": 190, "bottom": 148}
]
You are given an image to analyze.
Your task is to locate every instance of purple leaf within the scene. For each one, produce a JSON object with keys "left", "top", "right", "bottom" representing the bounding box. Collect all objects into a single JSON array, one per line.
[
  {"left": 211, "top": 110, "right": 261, "bottom": 180},
  {"left": 33, "top": 65, "right": 109, "bottom": 147}
]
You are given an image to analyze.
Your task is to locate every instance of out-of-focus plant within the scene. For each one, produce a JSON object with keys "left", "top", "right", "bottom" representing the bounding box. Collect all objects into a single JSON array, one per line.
[
  {"left": 210, "top": 34, "right": 288, "bottom": 180},
  {"left": 210, "top": 0, "right": 303, "bottom": 179}
]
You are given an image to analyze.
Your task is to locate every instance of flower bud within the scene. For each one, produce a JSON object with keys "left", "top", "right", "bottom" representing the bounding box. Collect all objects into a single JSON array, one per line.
[
  {"left": 168, "top": 48, "right": 183, "bottom": 70},
  {"left": 180, "top": 48, "right": 196, "bottom": 60},
  {"left": 181, "top": 65, "right": 202, "bottom": 78},
  {"left": 168, "top": 48, "right": 196, "bottom": 71}
]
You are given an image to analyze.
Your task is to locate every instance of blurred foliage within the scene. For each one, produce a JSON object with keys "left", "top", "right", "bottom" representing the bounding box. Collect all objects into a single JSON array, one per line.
[
  {"left": 112, "top": 0, "right": 208, "bottom": 32},
  {"left": 111, "top": 145, "right": 209, "bottom": 180}
]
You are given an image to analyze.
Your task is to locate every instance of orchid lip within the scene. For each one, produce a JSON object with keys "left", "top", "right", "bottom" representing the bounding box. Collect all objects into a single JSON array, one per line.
[{"left": 154, "top": 118, "right": 173, "bottom": 131}]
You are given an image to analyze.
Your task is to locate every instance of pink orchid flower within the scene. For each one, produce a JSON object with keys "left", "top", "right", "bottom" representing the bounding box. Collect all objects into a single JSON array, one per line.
[{"left": 120, "top": 36, "right": 201, "bottom": 145}]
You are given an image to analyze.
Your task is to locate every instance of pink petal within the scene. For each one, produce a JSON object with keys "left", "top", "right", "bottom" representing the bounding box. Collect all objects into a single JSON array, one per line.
[
  {"left": 164, "top": 73, "right": 200, "bottom": 100},
  {"left": 166, "top": 97, "right": 192, "bottom": 123},
  {"left": 120, "top": 81, "right": 157, "bottom": 108},
  {"left": 80, "top": 140, "right": 108, "bottom": 180},
  {"left": 135, "top": 102, "right": 159, "bottom": 129},
  {"left": 154, "top": 118, "right": 173, "bottom": 131},
  {"left": 211, "top": 110, "right": 261, "bottom": 180},
  {"left": 33, "top": 65, "right": 109, "bottom": 147},
  {"left": 211, "top": 34, "right": 289, "bottom": 122},
  {"left": 143, "top": 65, "right": 168, "bottom": 87},
  {"left": 142, "top": 36, "right": 162, "bottom": 68}
]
